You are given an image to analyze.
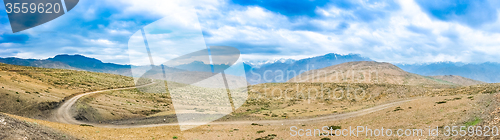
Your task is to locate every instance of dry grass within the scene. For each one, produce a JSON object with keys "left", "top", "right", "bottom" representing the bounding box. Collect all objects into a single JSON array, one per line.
[
  {"left": 0, "top": 63, "right": 135, "bottom": 119},
  {"left": 74, "top": 85, "right": 174, "bottom": 122},
  {"left": 181, "top": 94, "right": 498, "bottom": 140},
  {"left": 225, "top": 83, "right": 432, "bottom": 120},
  {"left": 6, "top": 93, "right": 496, "bottom": 140},
  {"left": 75, "top": 81, "right": 490, "bottom": 124},
  {"left": 2, "top": 62, "right": 500, "bottom": 139}
]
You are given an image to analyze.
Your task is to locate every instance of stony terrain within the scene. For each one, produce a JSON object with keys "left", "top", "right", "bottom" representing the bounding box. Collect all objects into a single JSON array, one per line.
[{"left": 0, "top": 113, "right": 76, "bottom": 140}]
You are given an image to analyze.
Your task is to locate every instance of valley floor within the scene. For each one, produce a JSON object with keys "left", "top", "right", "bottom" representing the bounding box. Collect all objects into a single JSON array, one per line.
[
  {"left": 4, "top": 93, "right": 499, "bottom": 140},
  {"left": 1, "top": 63, "right": 499, "bottom": 139}
]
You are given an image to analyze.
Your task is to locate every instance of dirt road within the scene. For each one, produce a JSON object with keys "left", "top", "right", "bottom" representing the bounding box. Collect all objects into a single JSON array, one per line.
[
  {"left": 52, "top": 82, "right": 157, "bottom": 125},
  {"left": 53, "top": 83, "right": 415, "bottom": 128}
]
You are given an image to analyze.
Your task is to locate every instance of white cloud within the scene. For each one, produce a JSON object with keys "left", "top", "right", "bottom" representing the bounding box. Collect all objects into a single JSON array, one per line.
[
  {"left": 67, "top": 0, "right": 500, "bottom": 64},
  {"left": 88, "top": 39, "right": 116, "bottom": 46},
  {"left": 0, "top": 43, "right": 15, "bottom": 47},
  {"left": 5, "top": 0, "right": 500, "bottom": 65}
]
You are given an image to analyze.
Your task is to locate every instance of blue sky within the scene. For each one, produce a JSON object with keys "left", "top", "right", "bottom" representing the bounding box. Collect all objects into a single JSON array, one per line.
[{"left": 1, "top": 0, "right": 500, "bottom": 65}]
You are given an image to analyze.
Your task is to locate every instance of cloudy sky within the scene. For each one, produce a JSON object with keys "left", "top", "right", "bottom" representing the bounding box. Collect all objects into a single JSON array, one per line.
[{"left": 1, "top": 0, "right": 500, "bottom": 65}]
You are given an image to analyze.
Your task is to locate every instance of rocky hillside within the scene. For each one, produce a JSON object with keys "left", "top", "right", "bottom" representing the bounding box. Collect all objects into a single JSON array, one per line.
[{"left": 288, "top": 61, "right": 454, "bottom": 85}]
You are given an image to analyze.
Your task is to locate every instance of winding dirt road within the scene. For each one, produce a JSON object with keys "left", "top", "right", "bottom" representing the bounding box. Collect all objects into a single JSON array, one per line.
[
  {"left": 53, "top": 83, "right": 416, "bottom": 128},
  {"left": 52, "top": 82, "right": 157, "bottom": 125}
]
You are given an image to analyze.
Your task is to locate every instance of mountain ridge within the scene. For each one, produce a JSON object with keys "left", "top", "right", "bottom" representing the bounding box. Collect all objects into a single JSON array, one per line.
[
  {"left": 0, "top": 54, "right": 134, "bottom": 76},
  {"left": 244, "top": 53, "right": 373, "bottom": 84},
  {"left": 1, "top": 53, "right": 499, "bottom": 84},
  {"left": 396, "top": 62, "right": 500, "bottom": 83}
]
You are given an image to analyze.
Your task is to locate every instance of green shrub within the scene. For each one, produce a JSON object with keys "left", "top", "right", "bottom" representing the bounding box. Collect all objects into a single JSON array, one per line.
[
  {"left": 329, "top": 125, "right": 341, "bottom": 130},
  {"left": 436, "top": 101, "right": 447, "bottom": 104}
]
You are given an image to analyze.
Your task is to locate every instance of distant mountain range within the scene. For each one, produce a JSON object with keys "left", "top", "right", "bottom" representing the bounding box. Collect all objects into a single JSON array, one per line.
[
  {"left": 49, "top": 54, "right": 136, "bottom": 75},
  {"left": 1, "top": 54, "right": 500, "bottom": 84},
  {"left": 245, "top": 58, "right": 297, "bottom": 68},
  {"left": 396, "top": 62, "right": 500, "bottom": 83},
  {"left": 0, "top": 54, "right": 135, "bottom": 76}
]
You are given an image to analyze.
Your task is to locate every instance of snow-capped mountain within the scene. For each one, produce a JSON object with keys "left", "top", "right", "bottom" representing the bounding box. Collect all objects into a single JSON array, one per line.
[{"left": 244, "top": 58, "right": 297, "bottom": 68}]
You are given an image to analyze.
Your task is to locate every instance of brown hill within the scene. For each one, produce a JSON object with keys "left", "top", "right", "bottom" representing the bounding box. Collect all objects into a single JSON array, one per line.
[
  {"left": 430, "top": 75, "right": 485, "bottom": 86},
  {"left": 0, "top": 63, "right": 135, "bottom": 119},
  {"left": 288, "top": 61, "right": 454, "bottom": 85}
]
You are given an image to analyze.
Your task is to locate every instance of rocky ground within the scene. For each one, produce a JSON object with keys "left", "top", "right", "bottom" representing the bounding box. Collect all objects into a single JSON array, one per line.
[{"left": 0, "top": 113, "right": 76, "bottom": 140}]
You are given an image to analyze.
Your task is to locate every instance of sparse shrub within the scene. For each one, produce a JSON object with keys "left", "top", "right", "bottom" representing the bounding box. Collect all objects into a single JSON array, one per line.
[
  {"left": 464, "top": 117, "right": 482, "bottom": 127},
  {"left": 173, "top": 136, "right": 178, "bottom": 139},
  {"left": 257, "top": 130, "right": 265, "bottom": 133},
  {"left": 436, "top": 101, "right": 447, "bottom": 104},
  {"left": 79, "top": 124, "right": 94, "bottom": 127},
  {"left": 255, "top": 134, "right": 277, "bottom": 140},
  {"left": 394, "top": 107, "right": 404, "bottom": 111},
  {"left": 329, "top": 125, "right": 341, "bottom": 130}
]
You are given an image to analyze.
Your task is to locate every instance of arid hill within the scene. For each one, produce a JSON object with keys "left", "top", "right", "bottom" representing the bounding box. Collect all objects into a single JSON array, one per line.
[
  {"left": 288, "top": 61, "right": 454, "bottom": 85},
  {"left": 0, "top": 63, "right": 135, "bottom": 119},
  {"left": 430, "top": 75, "right": 485, "bottom": 86}
]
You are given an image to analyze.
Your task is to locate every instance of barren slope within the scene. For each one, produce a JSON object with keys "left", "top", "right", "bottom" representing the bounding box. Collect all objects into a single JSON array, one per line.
[
  {"left": 430, "top": 75, "right": 485, "bottom": 86},
  {"left": 288, "top": 61, "right": 454, "bottom": 85},
  {"left": 0, "top": 63, "right": 135, "bottom": 119}
]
